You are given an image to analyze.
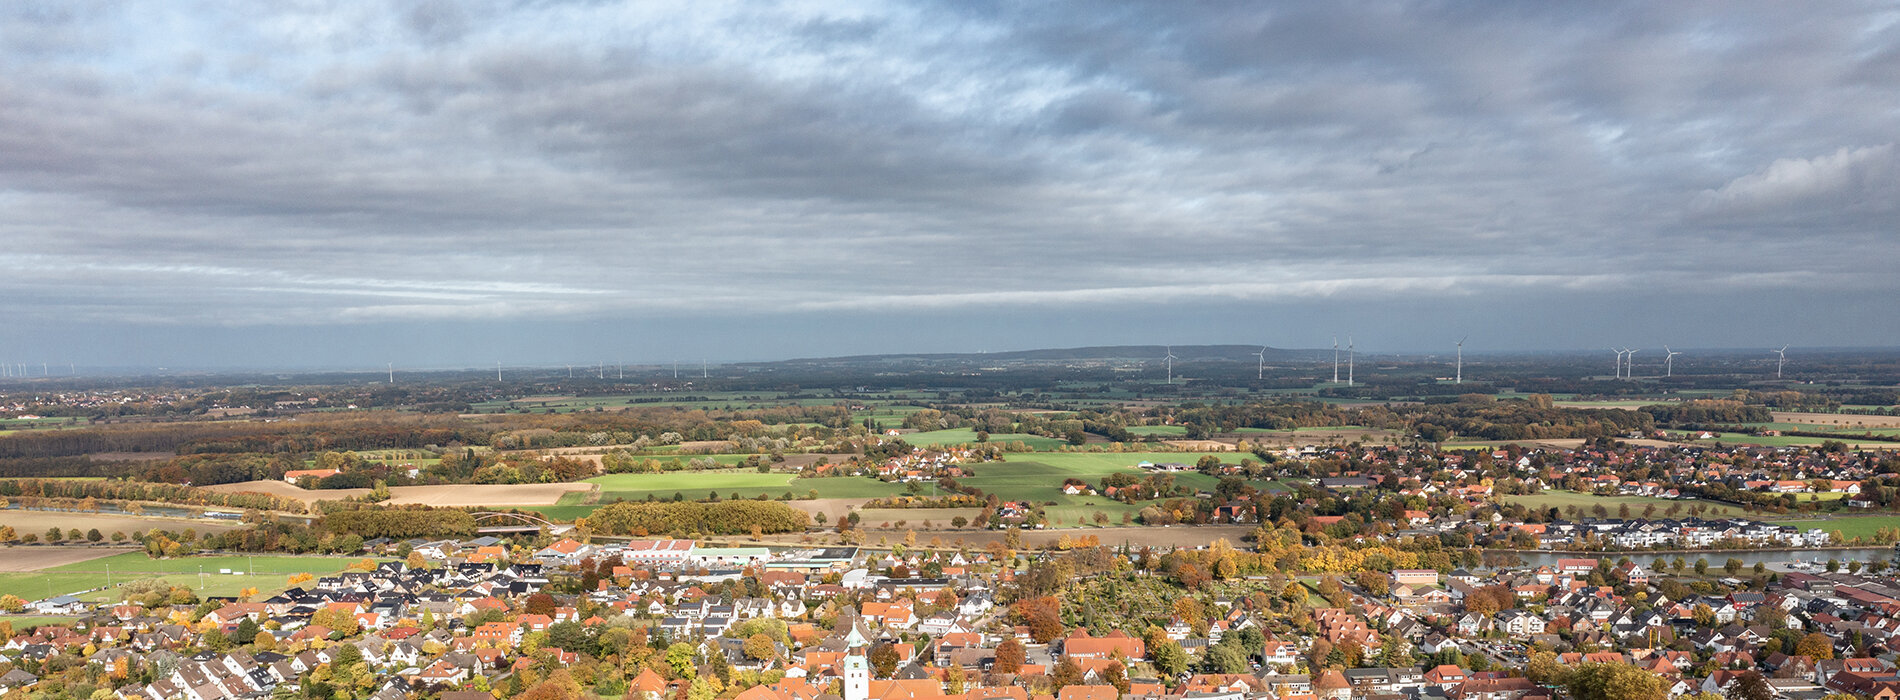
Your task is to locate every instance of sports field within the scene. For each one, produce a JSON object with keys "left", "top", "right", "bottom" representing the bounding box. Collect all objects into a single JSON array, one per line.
[{"left": 1503, "top": 490, "right": 1747, "bottom": 517}]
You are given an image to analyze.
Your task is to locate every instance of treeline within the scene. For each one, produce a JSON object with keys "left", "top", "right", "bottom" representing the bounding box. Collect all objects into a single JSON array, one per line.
[
  {"left": 0, "top": 478, "right": 303, "bottom": 512},
  {"left": 1641, "top": 401, "right": 1773, "bottom": 424},
  {"left": 581, "top": 500, "right": 809, "bottom": 537},
  {"left": 0, "top": 415, "right": 488, "bottom": 459},
  {"left": 321, "top": 506, "right": 478, "bottom": 539},
  {"left": 0, "top": 456, "right": 145, "bottom": 479}
]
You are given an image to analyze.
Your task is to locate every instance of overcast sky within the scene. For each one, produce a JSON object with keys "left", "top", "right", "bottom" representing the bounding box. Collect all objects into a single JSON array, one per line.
[{"left": 3, "top": 1, "right": 1897, "bottom": 369}]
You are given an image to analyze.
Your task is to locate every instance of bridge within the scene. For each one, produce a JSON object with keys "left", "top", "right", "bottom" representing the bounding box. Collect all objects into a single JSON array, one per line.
[{"left": 471, "top": 511, "right": 572, "bottom": 535}]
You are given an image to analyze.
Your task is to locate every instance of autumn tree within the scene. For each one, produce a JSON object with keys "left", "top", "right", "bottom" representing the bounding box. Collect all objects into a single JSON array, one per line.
[
  {"left": 993, "top": 638, "right": 1026, "bottom": 674},
  {"left": 1725, "top": 672, "right": 1773, "bottom": 700},
  {"left": 1796, "top": 633, "right": 1835, "bottom": 660},
  {"left": 1021, "top": 596, "right": 1064, "bottom": 643},
  {"left": 1566, "top": 662, "right": 1667, "bottom": 700}
]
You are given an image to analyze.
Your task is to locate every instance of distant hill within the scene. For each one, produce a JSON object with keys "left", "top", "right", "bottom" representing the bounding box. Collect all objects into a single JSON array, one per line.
[{"left": 763, "top": 345, "right": 1314, "bottom": 366}]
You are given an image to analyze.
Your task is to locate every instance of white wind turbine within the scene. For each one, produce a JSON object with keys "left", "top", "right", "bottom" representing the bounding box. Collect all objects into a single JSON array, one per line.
[
  {"left": 1625, "top": 348, "right": 1639, "bottom": 379},
  {"left": 1347, "top": 336, "right": 1355, "bottom": 387},
  {"left": 387, "top": 362, "right": 394, "bottom": 384},
  {"left": 1774, "top": 346, "right": 1788, "bottom": 378},
  {"left": 1332, "top": 337, "right": 1340, "bottom": 384},
  {"left": 1663, "top": 346, "right": 1681, "bottom": 377},
  {"left": 1164, "top": 346, "right": 1177, "bottom": 385},
  {"left": 1253, "top": 346, "right": 1266, "bottom": 380}
]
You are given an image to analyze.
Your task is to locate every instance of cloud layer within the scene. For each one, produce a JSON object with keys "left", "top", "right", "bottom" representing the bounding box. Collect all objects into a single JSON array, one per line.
[{"left": 2, "top": 1, "right": 1897, "bottom": 363}]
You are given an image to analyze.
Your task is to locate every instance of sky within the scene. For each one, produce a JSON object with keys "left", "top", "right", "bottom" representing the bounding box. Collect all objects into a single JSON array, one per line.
[{"left": 2, "top": 1, "right": 1897, "bottom": 369}]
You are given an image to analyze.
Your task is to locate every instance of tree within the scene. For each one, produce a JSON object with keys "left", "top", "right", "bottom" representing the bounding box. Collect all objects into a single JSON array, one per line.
[
  {"left": 525, "top": 592, "right": 557, "bottom": 616},
  {"left": 1051, "top": 657, "right": 1083, "bottom": 690},
  {"left": 743, "top": 633, "right": 778, "bottom": 661},
  {"left": 1022, "top": 596, "right": 1064, "bottom": 643},
  {"left": 666, "top": 642, "right": 699, "bottom": 679},
  {"left": 1725, "top": 558, "right": 1743, "bottom": 575},
  {"left": 1725, "top": 672, "right": 1773, "bottom": 700},
  {"left": 1207, "top": 642, "right": 1249, "bottom": 674},
  {"left": 993, "top": 639, "right": 1026, "bottom": 674},
  {"left": 1356, "top": 569, "right": 1390, "bottom": 597},
  {"left": 1151, "top": 639, "right": 1190, "bottom": 678},
  {"left": 870, "top": 642, "right": 900, "bottom": 678},
  {"left": 1692, "top": 604, "right": 1716, "bottom": 628},
  {"left": 1566, "top": 663, "right": 1666, "bottom": 700},
  {"left": 1795, "top": 632, "right": 1834, "bottom": 660},
  {"left": 1527, "top": 651, "right": 1564, "bottom": 685}
]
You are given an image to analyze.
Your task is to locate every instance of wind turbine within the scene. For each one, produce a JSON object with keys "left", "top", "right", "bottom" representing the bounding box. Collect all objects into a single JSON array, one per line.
[
  {"left": 1332, "top": 337, "right": 1340, "bottom": 384},
  {"left": 387, "top": 362, "right": 394, "bottom": 384},
  {"left": 1164, "top": 346, "right": 1177, "bottom": 385},
  {"left": 496, "top": 361, "right": 502, "bottom": 382},
  {"left": 702, "top": 359, "right": 708, "bottom": 379},
  {"left": 1253, "top": 346, "right": 1266, "bottom": 380},
  {"left": 1663, "top": 346, "right": 1680, "bottom": 377},
  {"left": 1610, "top": 348, "right": 1625, "bottom": 379},
  {"left": 1455, "top": 335, "right": 1467, "bottom": 384},
  {"left": 1347, "top": 336, "right": 1355, "bottom": 387},
  {"left": 1625, "top": 349, "right": 1639, "bottom": 379},
  {"left": 1774, "top": 346, "right": 1788, "bottom": 378},
  {"left": 673, "top": 360, "right": 679, "bottom": 380}
]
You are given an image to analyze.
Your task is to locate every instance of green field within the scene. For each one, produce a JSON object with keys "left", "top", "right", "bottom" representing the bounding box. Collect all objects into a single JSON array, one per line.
[
  {"left": 901, "top": 429, "right": 1068, "bottom": 450},
  {"left": 1764, "top": 516, "right": 1900, "bottom": 542},
  {"left": 0, "top": 615, "right": 81, "bottom": 628},
  {"left": 1503, "top": 490, "right": 1747, "bottom": 517},
  {"left": 531, "top": 451, "right": 1269, "bottom": 528},
  {"left": 1125, "top": 426, "right": 1188, "bottom": 436},
  {"left": 0, "top": 553, "right": 376, "bottom": 603},
  {"left": 1693, "top": 432, "right": 1842, "bottom": 447}
]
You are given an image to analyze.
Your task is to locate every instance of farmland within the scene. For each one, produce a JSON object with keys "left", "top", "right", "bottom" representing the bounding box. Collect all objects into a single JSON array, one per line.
[
  {"left": 1764, "top": 515, "right": 1900, "bottom": 542},
  {"left": 900, "top": 429, "right": 1069, "bottom": 450},
  {"left": 202, "top": 481, "right": 592, "bottom": 507},
  {"left": 0, "top": 511, "right": 243, "bottom": 538},
  {"left": 1502, "top": 490, "right": 1747, "bottom": 518},
  {"left": 0, "top": 552, "right": 378, "bottom": 604}
]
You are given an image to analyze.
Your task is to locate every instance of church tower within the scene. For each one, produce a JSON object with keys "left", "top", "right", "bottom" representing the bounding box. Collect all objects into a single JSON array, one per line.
[{"left": 843, "top": 652, "right": 870, "bottom": 700}]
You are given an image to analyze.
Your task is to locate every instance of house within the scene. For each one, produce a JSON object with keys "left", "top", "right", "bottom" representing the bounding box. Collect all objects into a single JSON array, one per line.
[{"left": 283, "top": 469, "right": 340, "bottom": 485}]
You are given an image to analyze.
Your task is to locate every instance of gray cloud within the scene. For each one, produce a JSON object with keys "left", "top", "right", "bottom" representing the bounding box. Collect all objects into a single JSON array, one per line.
[{"left": 1, "top": 0, "right": 1896, "bottom": 364}]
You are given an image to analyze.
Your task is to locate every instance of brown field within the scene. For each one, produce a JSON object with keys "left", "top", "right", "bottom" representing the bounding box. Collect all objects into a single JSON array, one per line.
[
  {"left": 1774, "top": 412, "right": 1900, "bottom": 429},
  {"left": 1239, "top": 428, "right": 1403, "bottom": 446},
  {"left": 0, "top": 546, "right": 138, "bottom": 572},
  {"left": 784, "top": 498, "right": 876, "bottom": 518},
  {"left": 0, "top": 512, "right": 240, "bottom": 540},
  {"left": 1161, "top": 439, "right": 1240, "bottom": 451},
  {"left": 203, "top": 481, "right": 593, "bottom": 507}
]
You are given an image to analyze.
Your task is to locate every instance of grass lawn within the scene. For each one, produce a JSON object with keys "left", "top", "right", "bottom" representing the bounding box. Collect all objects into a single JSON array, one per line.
[
  {"left": 1503, "top": 490, "right": 1748, "bottom": 518},
  {"left": 1764, "top": 515, "right": 1900, "bottom": 541}
]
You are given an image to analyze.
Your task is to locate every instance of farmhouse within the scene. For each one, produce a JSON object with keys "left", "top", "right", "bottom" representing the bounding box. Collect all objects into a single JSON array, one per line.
[{"left": 282, "top": 469, "right": 339, "bottom": 485}]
